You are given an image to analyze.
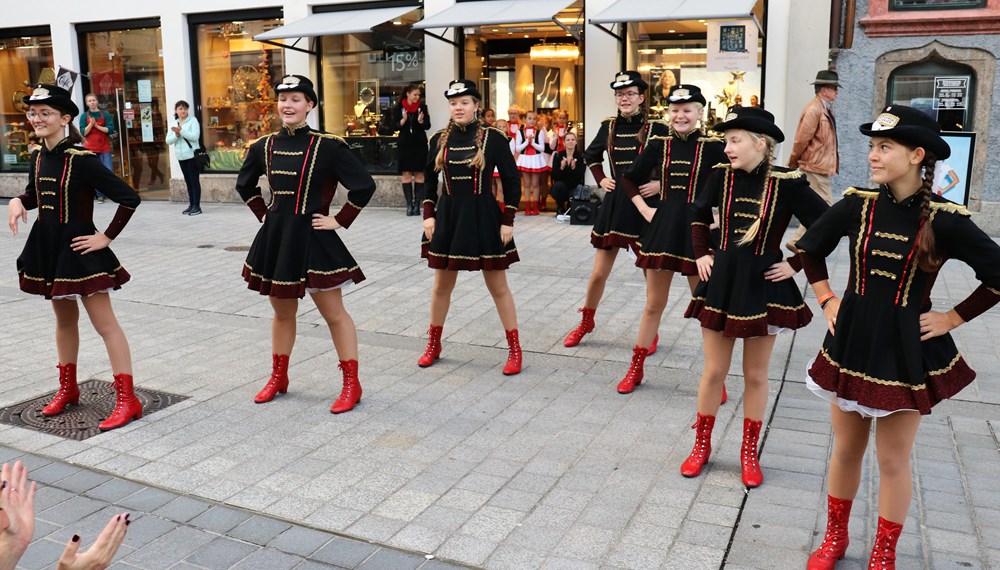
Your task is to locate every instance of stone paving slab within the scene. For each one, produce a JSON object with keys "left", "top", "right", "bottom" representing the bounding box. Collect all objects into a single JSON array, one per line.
[
  {"left": 3, "top": 446, "right": 464, "bottom": 570},
  {"left": 1, "top": 201, "right": 998, "bottom": 569}
]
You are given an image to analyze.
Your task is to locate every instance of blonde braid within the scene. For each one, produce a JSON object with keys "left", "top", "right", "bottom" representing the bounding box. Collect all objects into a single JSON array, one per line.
[
  {"left": 915, "top": 154, "right": 941, "bottom": 272},
  {"left": 470, "top": 123, "right": 486, "bottom": 170},
  {"left": 434, "top": 120, "right": 455, "bottom": 172},
  {"left": 737, "top": 133, "right": 777, "bottom": 246}
]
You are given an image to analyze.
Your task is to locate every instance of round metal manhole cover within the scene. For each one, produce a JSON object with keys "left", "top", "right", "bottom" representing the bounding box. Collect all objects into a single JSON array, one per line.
[
  {"left": 0, "top": 380, "right": 188, "bottom": 440},
  {"left": 224, "top": 245, "right": 251, "bottom": 252}
]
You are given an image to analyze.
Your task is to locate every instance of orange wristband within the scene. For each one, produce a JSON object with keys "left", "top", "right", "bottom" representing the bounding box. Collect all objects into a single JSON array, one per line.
[{"left": 817, "top": 291, "right": 836, "bottom": 308}]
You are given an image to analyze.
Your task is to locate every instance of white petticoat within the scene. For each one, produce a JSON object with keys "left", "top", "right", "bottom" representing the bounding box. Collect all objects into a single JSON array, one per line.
[
  {"left": 306, "top": 280, "right": 355, "bottom": 294},
  {"left": 51, "top": 288, "right": 113, "bottom": 301},
  {"left": 804, "top": 357, "right": 917, "bottom": 419}
]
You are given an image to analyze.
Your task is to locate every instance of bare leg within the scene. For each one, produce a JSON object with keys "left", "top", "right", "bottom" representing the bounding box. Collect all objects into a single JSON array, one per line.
[
  {"left": 79, "top": 293, "right": 132, "bottom": 374},
  {"left": 51, "top": 299, "right": 80, "bottom": 364},
  {"left": 414, "top": 172, "right": 425, "bottom": 184},
  {"left": 430, "top": 269, "right": 459, "bottom": 326},
  {"left": 483, "top": 270, "right": 518, "bottom": 330},
  {"left": 686, "top": 274, "right": 699, "bottom": 295},
  {"left": 636, "top": 270, "right": 673, "bottom": 348},
  {"left": 269, "top": 297, "right": 298, "bottom": 356},
  {"left": 874, "top": 411, "right": 922, "bottom": 522},
  {"left": 697, "top": 328, "right": 736, "bottom": 415},
  {"left": 401, "top": 172, "right": 413, "bottom": 184},
  {"left": 741, "top": 334, "right": 778, "bottom": 421},
  {"left": 583, "top": 248, "right": 619, "bottom": 309},
  {"left": 310, "top": 289, "right": 358, "bottom": 361},
  {"left": 827, "top": 404, "right": 872, "bottom": 500}
]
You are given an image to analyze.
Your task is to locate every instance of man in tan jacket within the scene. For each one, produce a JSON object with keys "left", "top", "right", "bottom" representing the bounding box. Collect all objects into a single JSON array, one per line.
[{"left": 787, "top": 70, "right": 840, "bottom": 251}]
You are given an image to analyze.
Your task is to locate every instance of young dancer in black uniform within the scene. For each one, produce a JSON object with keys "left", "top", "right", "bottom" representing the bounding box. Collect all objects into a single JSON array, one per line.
[
  {"left": 7, "top": 84, "right": 142, "bottom": 431},
  {"left": 797, "top": 106, "right": 1000, "bottom": 570},
  {"left": 562, "top": 71, "right": 662, "bottom": 353},
  {"left": 417, "top": 80, "right": 523, "bottom": 375},
  {"left": 616, "top": 84, "right": 727, "bottom": 395},
  {"left": 681, "top": 107, "right": 828, "bottom": 487},
  {"left": 236, "top": 75, "right": 376, "bottom": 414}
]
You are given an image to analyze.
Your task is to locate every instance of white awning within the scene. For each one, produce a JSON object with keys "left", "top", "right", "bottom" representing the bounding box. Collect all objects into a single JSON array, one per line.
[
  {"left": 589, "top": 0, "right": 757, "bottom": 24},
  {"left": 255, "top": 6, "right": 417, "bottom": 41},
  {"left": 414, "top": 0, "right": 577, "bottom": 29}
]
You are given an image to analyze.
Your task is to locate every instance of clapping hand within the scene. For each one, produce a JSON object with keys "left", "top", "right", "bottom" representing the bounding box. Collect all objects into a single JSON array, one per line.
[
  {"left": 56, "top": 513, "right": 129, "bottom": 570},
  {"left": 0, "top": 461, "right": 36, "bottom": 570}
]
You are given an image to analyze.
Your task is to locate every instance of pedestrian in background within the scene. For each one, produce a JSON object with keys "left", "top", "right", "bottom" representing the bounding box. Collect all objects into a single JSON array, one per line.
[
  {"left": 235, "top": 75, "right": 376, "bottom": 414},
  {"left": 417, "top": 79, "right": 523, "bottom": 375},
  {"left": 786, "top": 69, "right": 840, "bottom": 251},
  {"left": 392, "top": 84, "right": 431, "bottom": 216},
  {"left": 548, "top": 130, "right": 584, "bottom": 215},
  {"left": 165, "top": 101, "right": 203, "bottom": 215},
  {"left": 79, "top": 93, "right": 114, "bottom": 203},
  {"left": 7, "top": 83, "right": 143, "bottom": 431},
  {"left": 797, "top": 106, "right": 1000, "bottom": 570}
]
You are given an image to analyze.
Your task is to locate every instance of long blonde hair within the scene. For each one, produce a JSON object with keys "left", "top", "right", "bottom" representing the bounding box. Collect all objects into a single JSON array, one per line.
[
  {"left": 434, "top": 98, "right": 487, "bottom": 172},
  {"left": 737, "top": 131, "right": 777, "bottom": 246}
]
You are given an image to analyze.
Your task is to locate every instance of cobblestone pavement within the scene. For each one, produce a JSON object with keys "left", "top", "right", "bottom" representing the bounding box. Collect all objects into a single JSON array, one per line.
[{"left": 1, "top": 200, "right": 998, "bottom": 569}]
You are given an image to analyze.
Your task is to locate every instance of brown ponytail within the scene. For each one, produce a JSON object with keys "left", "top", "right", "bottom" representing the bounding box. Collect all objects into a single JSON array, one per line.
[
  {"left": 67, "top": 122, "right": 84, "bottom": 145},
  {"left": 433, "top": 121, "right": 455, "bottom": 172},
  {"left": 915, "top": 153, "right": 941, "bottom": 272}
]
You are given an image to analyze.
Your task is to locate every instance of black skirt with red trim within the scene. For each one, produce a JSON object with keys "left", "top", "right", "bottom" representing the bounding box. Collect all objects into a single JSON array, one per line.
[
  {"left": 634, "top": 191, "right": 698, "bottom": 275},
  {"left": 807, "top": 292, "right": 976, "bottom": 414},
  {"left": 17, "top": 220, "right": 131, "bottom": 299},
  {"left": 684, "top": 248, "right": 812, "bottom": 337},
  {"left": 242, "top": 210, "right": 365, "bottom": 298},
  {"left": 590, "top": 186, "right": 655, "bottom": 251},
  {"left": 421, "top": 191, "right": 519, "bottom": 271}
]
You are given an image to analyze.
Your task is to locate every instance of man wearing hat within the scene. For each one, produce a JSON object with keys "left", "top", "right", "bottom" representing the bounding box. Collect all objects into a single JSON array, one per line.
[{"left": 787, "top": 69, "right": 840, "bottom": 251}]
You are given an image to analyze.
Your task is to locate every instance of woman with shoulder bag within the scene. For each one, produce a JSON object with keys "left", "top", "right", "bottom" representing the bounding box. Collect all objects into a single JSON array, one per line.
[{"left": 165, "top": 100, "right": 204, "bottom": 215}]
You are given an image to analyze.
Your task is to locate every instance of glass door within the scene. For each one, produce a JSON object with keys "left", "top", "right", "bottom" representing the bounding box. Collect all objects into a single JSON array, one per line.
[{"left": 81, "top": 25, "right": 169, "bottom": 198}]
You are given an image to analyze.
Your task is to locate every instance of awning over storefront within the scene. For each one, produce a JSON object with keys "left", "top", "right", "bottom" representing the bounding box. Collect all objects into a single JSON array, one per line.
[
  {"left": 413, "top": 0, "right": 577, "bottom": 29},
  {"left": 589, "top": 0, "right": 757, "bottom": 24},
  {"left": 254, "top": 5, "right": 417, "bottom": 40}
]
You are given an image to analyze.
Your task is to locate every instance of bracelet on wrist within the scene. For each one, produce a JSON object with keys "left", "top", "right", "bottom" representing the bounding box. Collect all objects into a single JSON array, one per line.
[
  {"left": 820, "top": 295, "right": 837, "bottom": 310},
  {"left": 817, "top": 291, "right": 836, "bottom": 308}
]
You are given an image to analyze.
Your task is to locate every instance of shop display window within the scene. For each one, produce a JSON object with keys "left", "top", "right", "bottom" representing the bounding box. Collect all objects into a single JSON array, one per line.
[
  {"left": 0, "top": 32, "right": 53, "bottom": 172},
  {"left": 194, "top": 17, "right": 285, "bottom": 172},
  {"left": 888, "top": 59, "right": 975, "bottom": 132},
  {"left": 626, "top": 1, "right": 765, "bottom": 129},
  {"left": 318, "top": 8, "right": 423, "bottom": 175}
]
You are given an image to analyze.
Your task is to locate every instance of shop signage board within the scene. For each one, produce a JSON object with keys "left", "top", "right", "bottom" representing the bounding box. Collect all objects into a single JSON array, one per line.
[
  {"left": 137, "top": 80, "right": 152, "bottom": 104},
  {"left": 140, "top": 103, "right": 154, "bottom": 142},
  {"left": 933, "top": 77, "right": 968, "bottom": 110},
  {"left": 706, "top": 20, "right": 758, "bottom": 72}
]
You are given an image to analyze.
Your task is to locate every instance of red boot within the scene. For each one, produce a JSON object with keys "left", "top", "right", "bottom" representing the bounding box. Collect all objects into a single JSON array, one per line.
[
  {"left": 646, "top": 334, "right": 659, "bottom": 356},
  {"left": 867, "top": 516, "right": 903, "bottom": 570},
  {"left": 563, "top": 307, "right": 596, "bottom": 347},
  {"left": 98, "top": 373, "right": 142, "bottom": 431},
  {"left": 680, "top": 413, "right": 715, "bottom": 477},
  {"left": 503, "top": 329, "right": 522, "bottom": 375},
  {"left": 42, "top": 363, "right": 79, "bottom": 416},
  {"left": 741, "top": 418, "right": 764, "bottom": 488},
  {"left": 418, "top": 325, "right": 444, "bottom": 367},
  {"left": 721, "top": 385, "right": 728, "bottom": 404},
  {"left": 254, "top": 354, "right": 290, "bottom": 403},
  {"left": 331, "top": 360, "right": 362, "bottom": 414},
  {"left": 617, "top": 346, "right": 648, "bottom": 394},
  {"left": 808, "top": 495, "right": 853, "bottom": 570}
]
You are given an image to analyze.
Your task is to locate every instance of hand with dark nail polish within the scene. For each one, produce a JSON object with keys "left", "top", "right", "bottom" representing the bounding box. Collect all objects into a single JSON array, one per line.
[
  {"left": 57, "top": 512, "right": 129, "bottom": 570},
  {"left": 0, "top": 461, "right": 37, "bottom": 570}
]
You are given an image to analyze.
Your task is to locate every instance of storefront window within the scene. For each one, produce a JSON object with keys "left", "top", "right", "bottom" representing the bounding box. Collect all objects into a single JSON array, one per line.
[
  {"left": 888, "top": 60, "right": 975, "bottom": 132},
  {"left": 890, "top": 0, "right": 985, "bottom": 9},
  {"left": 0, "top": 31, "right": 53, "bottom": 172},
  {"left": 626, "top": 1, "right": 765, "bottom": 128},
  {"left": 194, "top": 15, "right": 284, "bottom": 172},
  {"left": 319, "top": 7, "right": 423, "bottom": 174},
  {"left": 79, "top": 23, "right": 168, "bottom": 197}
]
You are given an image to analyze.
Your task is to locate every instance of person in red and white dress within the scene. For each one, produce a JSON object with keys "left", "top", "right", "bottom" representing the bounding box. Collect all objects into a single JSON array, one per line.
[{"left": 515, "top": 111, "right": 549, "bottom": 215}]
